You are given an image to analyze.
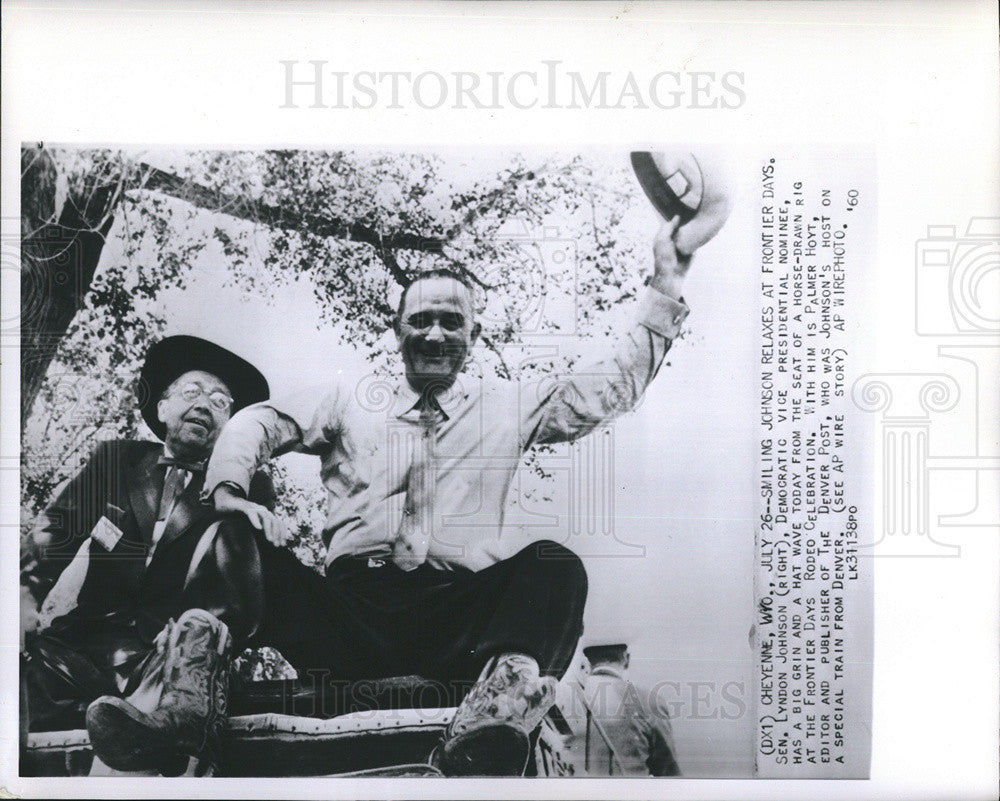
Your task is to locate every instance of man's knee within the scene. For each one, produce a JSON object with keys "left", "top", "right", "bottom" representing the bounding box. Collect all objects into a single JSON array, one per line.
[
  {"left": 211, "top": 513, "right": 260, "bottom": 544},
  {"left": 182, "top": 516, "right": 265, "bottom": 647},
  {"left": 187, "top": 515, "right": 260, "bottom": 582},
  {"left": 515, "top": 540, "right": 588, "bottom": 597}
]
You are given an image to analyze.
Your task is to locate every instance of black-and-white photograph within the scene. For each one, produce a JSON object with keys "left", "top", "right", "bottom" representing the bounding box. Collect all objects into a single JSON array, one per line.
[
  {"left": 17, "top": 145, "right": 872, "bottom": 779},
  {"left": 4, "top": 2, "right": 997, "bottom": 798}
]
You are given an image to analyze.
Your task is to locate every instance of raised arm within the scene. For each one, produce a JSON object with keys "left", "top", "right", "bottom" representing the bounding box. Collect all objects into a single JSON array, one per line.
[{"left": 524, "top": 220, "right": 693, "bottom": 447}]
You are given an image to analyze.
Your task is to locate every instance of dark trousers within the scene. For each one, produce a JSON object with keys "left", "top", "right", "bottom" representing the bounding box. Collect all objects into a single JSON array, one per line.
[
  {"left": 25, "top": 517, "right": 264, "bottom": 732},
  {"left": 255, "top": 540, "right": 588, "bottom": 702},
  {"left": 27, "top": 531, "right": 589, "bottom": 729}
]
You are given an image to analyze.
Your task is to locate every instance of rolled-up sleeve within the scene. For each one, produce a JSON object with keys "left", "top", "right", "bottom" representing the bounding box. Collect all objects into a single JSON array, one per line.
[
  {"left": 525, "top": 287, "right": 689, "bottom": 447},
  {"left": 635, "top": 285, "right": 690, "bottom": 340}
]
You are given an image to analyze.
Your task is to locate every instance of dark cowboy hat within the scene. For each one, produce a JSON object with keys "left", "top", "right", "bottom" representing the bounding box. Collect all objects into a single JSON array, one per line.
[{"left": 138, "top": 335, "right": 269, "bottom": 441}]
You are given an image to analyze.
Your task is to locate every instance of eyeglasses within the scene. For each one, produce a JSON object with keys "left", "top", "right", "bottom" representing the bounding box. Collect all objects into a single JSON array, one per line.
[
  {"left": 173, "top": 383, "right": 233, "bottom": 412},
  {"left": 405, "top": 311, "right": 466, "bottom": 331}
]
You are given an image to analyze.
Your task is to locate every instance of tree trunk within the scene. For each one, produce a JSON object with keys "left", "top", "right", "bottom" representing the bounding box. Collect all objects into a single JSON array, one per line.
[{"left": 20, "top": 147, "right": 120, "bottom": 424}]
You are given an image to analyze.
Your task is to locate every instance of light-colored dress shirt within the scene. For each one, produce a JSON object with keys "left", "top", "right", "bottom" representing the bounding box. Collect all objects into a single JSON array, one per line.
[{"left": 205, "top": 287, "right": 688, "bottom": 572}]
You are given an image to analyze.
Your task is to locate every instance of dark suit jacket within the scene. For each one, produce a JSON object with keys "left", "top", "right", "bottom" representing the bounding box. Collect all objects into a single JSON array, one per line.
[{"left": 23, "top": 439, "right": 275, "bottom": 648}]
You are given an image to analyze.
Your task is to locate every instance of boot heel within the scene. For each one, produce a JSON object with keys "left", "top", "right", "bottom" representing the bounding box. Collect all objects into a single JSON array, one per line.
[{"left": 85, "top": 610, "right": 233, "bottom": 776}]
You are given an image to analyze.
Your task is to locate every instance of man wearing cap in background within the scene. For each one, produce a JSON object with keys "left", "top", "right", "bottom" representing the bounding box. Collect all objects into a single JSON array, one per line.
[
  {"left": 578, "top": 643, "right": 681, "bottom": 776},
  {"left": 21, "top": 335, "right": 275, "bottom": 775}
]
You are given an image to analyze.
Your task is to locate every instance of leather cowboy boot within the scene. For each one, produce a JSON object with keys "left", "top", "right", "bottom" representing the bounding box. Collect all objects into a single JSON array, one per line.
[
  {"left": 86, "top": 609, "right": 232, "bottom": 775},
  {"left": 436, "top": 653, "right": 557, "bottom": 776}
]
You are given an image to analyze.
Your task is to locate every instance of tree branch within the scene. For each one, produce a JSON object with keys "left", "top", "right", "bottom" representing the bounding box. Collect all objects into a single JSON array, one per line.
[
  {"left": 480, "top": 334, "right": 511, "bottom": 380},
  {"left": 137, "top": 164, "right": 448, "bottom": 255},
  {"left": 374, "top": 243, "right": 411, "bottom": 289},
  {"left": 443, "top": 166, "right": 541, "bottom": 240},
  {"left": 450, "top": 264, "right": 496, "bottom": 292}
]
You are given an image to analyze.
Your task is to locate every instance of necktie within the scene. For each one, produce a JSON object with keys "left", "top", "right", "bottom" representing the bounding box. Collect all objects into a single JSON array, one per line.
[
  {"left": 392, "top": 404, "right": 438, "bottom": 571},
  {"left": 158, "top": 466, "right": 189, "bottom": 521},
  {"left": 148, "top": 466, "right": 189, "bottom": 565}
]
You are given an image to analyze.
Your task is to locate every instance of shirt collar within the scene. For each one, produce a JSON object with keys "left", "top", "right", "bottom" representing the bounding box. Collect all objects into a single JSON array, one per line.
[
  {"left": 589, "top": 665, "right": 625, "bottom": 680},
  {"left": 158, "top": 444, "right": 208, "bottom": 473},
  {"left": 392, "top": 374, "right": 471, "bottom": 421},
  {"left": 393, "top": 377, "right": 423, "bottom": 418}
]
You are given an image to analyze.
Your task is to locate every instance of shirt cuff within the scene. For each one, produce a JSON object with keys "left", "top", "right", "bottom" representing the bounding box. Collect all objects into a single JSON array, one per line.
[
  {"left": 636, "top": 285, "right": 690, "bottom": 339},
  {"left": 200, "top": 478, "right": 249, "bottom": 504}
]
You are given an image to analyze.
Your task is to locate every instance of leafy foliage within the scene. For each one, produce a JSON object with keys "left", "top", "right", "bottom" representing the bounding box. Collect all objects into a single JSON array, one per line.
[{"left": 22, "top": 147, "right": 658, "bottom": 675}]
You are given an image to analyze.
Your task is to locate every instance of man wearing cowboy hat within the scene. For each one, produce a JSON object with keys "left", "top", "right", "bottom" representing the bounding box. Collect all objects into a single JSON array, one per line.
[{"left": 21, "top": 335, "right": 275, "bottom": 775}]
